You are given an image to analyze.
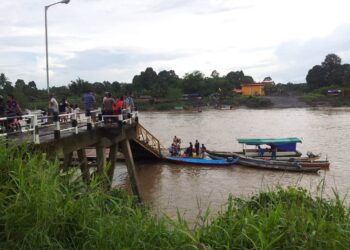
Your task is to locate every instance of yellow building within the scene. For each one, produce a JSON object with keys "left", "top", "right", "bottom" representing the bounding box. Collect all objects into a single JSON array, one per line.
[{"left": 241, "top": 83, "right": 265, "bottom": 96}]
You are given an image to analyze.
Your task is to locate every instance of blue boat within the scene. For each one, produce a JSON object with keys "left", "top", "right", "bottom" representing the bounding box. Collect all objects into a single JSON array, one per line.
[{"left": 166, "top": 156, "right": 239, "bottom": 166}]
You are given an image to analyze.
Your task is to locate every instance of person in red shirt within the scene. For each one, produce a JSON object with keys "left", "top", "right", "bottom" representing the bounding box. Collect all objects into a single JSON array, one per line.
[{"left": 112, "top": 96, "right": 124, "bottom": 115}]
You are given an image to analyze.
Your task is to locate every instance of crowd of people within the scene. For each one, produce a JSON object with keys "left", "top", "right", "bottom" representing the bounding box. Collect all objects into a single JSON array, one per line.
[
  {"left": 169, "top": 136, "right": 207, "bottom": 158},
  {"left": 0, "top": 90, "right": 135, "bottom": 133},
  {"left": 48, "top": 90, "right": 134, "bottom": 124}
]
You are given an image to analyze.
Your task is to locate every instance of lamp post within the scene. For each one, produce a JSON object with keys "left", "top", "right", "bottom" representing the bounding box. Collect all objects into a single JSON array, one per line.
[{"left": 45, "top": 0, "right": 70, "bottom": 94}]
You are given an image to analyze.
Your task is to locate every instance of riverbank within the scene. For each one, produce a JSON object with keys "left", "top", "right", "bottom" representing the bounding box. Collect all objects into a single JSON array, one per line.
[
  {"left": 137, "top": 94, "right": 350, "bottom": 111},
  {"left": 2, "top": 145, "right": 350, "bottom": 249}
]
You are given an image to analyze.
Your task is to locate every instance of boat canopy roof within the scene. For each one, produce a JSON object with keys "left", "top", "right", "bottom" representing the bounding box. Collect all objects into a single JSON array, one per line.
[{"left": 237, "top": 137, "right": 302, "bottom": 145}]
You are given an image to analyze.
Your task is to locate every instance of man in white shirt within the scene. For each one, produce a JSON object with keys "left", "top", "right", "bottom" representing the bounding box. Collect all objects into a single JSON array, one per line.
[{"left": 48, "top": 94, "right": 58, "bottom": 123}]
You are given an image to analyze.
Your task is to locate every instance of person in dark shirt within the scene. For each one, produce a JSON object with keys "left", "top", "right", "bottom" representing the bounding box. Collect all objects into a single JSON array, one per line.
[
  {"left": 271, "top": 146, "right": 277, "bottom": 160},
  {"left": 200, "top": 144, "right": 207, "bottom": 158},
  {"left": 188, "top": 142, "right": 193, "bottom": 157},
  {"left": 6, "top": 94, "right": 22, "bottom": 115},
  {"left": 103, "top": 92, "right": 115, "bottom": 123},
  {"left": 195, "top": 140, "right": 200, "bottom": 157},
  {"left": 0, "top": 95, "right": 5, "bottom": 117},
  {"left": 258, "top": 145, "right": 265, "bottom": 157},
  {"left": 82, "top": 90, "right": 96, "bottom": 122}
]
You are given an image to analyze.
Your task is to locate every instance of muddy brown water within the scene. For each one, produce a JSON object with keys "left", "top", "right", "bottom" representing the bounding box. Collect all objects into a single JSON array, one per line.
[{"left": 112, "top": 108, "right": 350, "bottom": 220}]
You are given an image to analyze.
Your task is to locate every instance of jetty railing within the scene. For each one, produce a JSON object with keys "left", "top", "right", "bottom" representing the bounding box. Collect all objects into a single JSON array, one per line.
[
  {"left": 135, "top": 123, "right": 162, "bottom": 158},
  {"left": 0, "top": 108, "right": 139, "bottom": 144}
]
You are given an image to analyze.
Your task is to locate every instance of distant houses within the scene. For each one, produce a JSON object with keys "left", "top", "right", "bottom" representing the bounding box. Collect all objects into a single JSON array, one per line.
[
  {"left": 241, "top": 83, "right": 265, "bottom": 96},
  {"left": 235, "top": 77, "right": 275, "bottom": 96}
]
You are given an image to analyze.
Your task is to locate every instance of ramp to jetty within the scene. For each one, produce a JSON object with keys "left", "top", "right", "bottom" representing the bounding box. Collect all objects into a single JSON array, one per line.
[{"left": 130, "top": 123, "right": 164, "bottom": 160}]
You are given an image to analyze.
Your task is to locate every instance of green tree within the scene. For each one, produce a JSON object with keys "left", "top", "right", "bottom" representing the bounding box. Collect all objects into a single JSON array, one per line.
[
  {"left": 152, "top": 70, "right": 179, "bottom": 97},
  {"left": 182, "top": 71, "right": 204, "bottom": 94},
  {"left": 342, "top": 64, "right": 350, "bottom": 87},
  {"left": 132, "top": 67, "right": 157, "bottom": 94},
  {"left": 0, "top": 73, "right": 11, "bottom": 89},
  {"left": 211, "top": 70, "right": 220, "bottom": 79},
  {"left": 306, "top": 65, "right": 327, "bottom": 88},
  {"left": 321, "top": 54, "right": 342, "bottom": 85},
  {"left": 14, "top": 79, "right": 26, "bottom": 89},
  {"left": 28, "top": 81, "right": 37, "bottom": 90}
]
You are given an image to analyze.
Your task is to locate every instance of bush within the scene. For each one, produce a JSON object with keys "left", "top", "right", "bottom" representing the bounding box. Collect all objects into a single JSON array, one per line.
[{"left": 1, "top": 144, "right": 350, "bottom": 249}]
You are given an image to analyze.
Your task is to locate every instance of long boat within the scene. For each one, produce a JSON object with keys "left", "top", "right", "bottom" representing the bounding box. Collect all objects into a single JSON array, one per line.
[
  {"left": 165, "top": 156, "right": 239, "bottom": 166},
  {"left": 235, "top": 153, "right": 320, "bottom": 173},
  {"left": 207, "top": 137, "right": 323, "bottom": 160},
  {"left": 208, "top": 153, "right": 320, "bottom": 173},
  {"left": 207, "top": 150, "right": 321, "bottom": 161}
]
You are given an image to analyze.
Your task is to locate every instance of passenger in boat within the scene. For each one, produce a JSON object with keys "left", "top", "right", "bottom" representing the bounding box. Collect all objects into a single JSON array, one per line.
[
  {"left": 195, "top": 140, "right": 200, "bottom": 156},
  {"left": 258, "top": 145, "right": 265, "bottom": 157},
  {"left": 186, "top": 142, "right": 193, "bottom": 157},
  {"left": 271, "top": 146, "right": 277, "bottom": 160},
  {"left": 200, "top": 144, "right": 207, "bottom": 158},
  {"left": 170, "top": 143, "right": 177, "bottom": 156}
]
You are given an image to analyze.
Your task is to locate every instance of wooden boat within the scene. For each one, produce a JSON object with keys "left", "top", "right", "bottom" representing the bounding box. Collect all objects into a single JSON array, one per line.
[
  {"left": 207, "top": 150, "right": 320, "bottom": 161},
  {"left": 296, "top": 161, "right": 330, "bottom": 168},
  {"left": 236, "top": 154, "right": 320, "bottom": 173},
  {"left": 237, "top": 137, "right": 304, "bottom": 157},
  {"left": 165, "top": 156, "right": 239, "bottom": 166},
  {"left": 208, "top": 153, "right": 320, "bottom": 173}
]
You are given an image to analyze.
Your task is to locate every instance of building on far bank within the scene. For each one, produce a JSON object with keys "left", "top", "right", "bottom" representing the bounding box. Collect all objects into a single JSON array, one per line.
[{"left": 241, "top": 83, "right": 265, "bottom": 96}]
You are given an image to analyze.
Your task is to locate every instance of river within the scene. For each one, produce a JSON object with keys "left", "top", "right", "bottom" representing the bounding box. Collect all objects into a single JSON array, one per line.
[{"left": 113, "top": 108, "right": 350, "bottom": 220}]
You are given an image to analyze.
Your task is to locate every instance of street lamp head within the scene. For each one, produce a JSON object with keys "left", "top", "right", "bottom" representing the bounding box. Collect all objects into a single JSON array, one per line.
[{"left": 60, "top": 0, "right": 70, "bottom": 4}]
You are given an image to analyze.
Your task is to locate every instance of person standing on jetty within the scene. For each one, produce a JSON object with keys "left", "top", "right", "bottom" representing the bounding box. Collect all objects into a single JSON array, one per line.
[
  {"left": 124, "top": 93, "right": 134, "bottom": 112},
  {"left": 102, "top": 92, "right": 115, "bottom": 123},
  {"left": 195, "top": 140, "right": 200, "bottom": 157},
  {"left": 82, "top": 90, "right": 96, "bottom": 121},
  {"left": 48, "top": 94, "right": 58, "bottom": 123}
]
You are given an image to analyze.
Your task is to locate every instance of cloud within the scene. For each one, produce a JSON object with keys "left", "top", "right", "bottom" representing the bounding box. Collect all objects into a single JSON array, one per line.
[
  {"left": 1, "top": 0, "right": 350, "bottom": 87},
  {"left": 270, "top": 23, "right": 350, "bottom": 83}
]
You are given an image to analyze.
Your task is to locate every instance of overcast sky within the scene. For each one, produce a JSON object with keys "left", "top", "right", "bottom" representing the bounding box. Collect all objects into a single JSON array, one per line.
[{"left": 1, "top": 0, "right": 350, "bottom": 89}]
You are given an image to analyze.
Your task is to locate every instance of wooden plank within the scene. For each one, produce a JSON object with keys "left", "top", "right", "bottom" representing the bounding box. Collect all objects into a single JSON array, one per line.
[{"left": 121, "top": 139, "right": 142, "bottom": 203}]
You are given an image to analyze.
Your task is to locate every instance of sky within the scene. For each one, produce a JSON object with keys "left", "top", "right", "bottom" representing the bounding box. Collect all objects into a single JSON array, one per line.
[{"left": 1, "top": 0, "right": 350, "bottom": 89}]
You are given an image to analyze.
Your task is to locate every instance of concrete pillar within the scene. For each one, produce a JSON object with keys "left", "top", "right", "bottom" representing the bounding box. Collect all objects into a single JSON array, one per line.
[
  {"left": 62, "top": 152, "right": 73, "bottom": 171},
  {"left": 96, "top": 146, "right": 106, "bottom": 174},
  {"left": 121, "top": 139, "right": 142, "bottom": 203},
  {"left": 77, "top": 149, "right": 90, "bottom": 184},
  {"left": 107, "top": 144, "right": 118, "bottom": 188}
]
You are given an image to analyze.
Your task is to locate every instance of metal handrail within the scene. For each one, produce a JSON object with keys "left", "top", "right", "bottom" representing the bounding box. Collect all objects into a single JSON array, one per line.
[
  {"left": 0, "top": 108, "right": 139, "bottom": 144},
  {"left": 135, "top": 123, "right": 162, "bottom": 157}
]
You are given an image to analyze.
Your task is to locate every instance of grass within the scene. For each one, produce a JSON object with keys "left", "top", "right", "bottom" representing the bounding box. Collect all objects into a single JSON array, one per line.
[
  {"left": 1, "top": 144, "right": 350, "bottom": 249},
  {"left": 301, "top": 85, "right": 350, "bottom": 107}
]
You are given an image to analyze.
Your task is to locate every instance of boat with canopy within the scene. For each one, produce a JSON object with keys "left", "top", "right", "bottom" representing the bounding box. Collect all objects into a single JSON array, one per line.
[{"left": 208, "top": 137, "right": 306, "bottom": 158}]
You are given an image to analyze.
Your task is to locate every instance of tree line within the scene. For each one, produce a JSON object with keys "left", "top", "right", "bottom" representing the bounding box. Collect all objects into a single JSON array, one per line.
[
  {"left": 306, "top": 53, "right": 350, "bottom": 89},
  {"left": 0, "top": 69, "right": 255, "bottom": 108}
]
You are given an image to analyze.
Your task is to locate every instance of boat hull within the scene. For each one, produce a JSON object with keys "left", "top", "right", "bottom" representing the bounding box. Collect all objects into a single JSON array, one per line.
[
  {"left": 165, "top": 157, "right": 238, "bottom": 166},
  {"left": 208, "top": 153, "right": 320, "bottom": 173},
  {"left": 207, "top": 150, "right": 319, "bottom": 161}
]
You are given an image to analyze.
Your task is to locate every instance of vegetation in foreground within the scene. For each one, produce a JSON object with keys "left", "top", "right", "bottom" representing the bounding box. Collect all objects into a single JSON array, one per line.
[{"left": 1, "top": 145, "right": 350, "bottom": 249}]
